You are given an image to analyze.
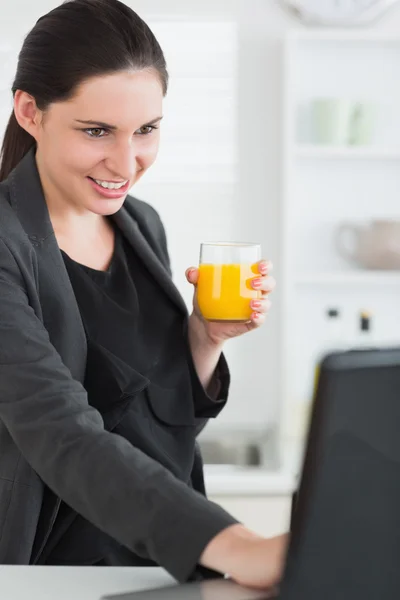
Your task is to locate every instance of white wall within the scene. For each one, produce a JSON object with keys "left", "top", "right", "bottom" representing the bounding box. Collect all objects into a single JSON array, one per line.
[{"left": 2, "top": 0, "right": 400, "bottom": 438}]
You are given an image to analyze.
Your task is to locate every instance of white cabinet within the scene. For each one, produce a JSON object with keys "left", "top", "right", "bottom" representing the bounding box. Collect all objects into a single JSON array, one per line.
[
  {"left": 205, "top": 467, "right": 295, "bottom": 536},
  {"left": 209, "top": 494, "right": 292, "bottom": 538},
  {"left": 278, "top": 31, "right": 400, "bottom": 462}
]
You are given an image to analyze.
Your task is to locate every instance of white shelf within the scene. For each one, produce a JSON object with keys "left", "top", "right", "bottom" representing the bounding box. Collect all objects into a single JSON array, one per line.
[
  {"left": 295, "top": 145, "right": 400, "bottom": 160},
  {"left": 279, "top": 31, "right": 400, "bottom": 448},
  {"left": 288, "top": 31, "right": 400, "bottom": 44},
  {"left": 294, "top": 271, "right": 400, "bottom": 286}
]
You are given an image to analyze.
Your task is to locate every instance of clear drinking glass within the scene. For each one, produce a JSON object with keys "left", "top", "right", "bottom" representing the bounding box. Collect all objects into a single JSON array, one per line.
[{"left": 197, "top": 242, "right": 262, "bottom": 322}]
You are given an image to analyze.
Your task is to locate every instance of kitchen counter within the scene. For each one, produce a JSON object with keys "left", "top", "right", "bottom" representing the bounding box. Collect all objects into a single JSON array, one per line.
[
  {"left": 203, "top": 440, "right": 301, "bottom": 497},
  {"left": 1, "top": 566, "right": 175, "bottom": 600},
  {"left": 203, "top": 443, "right": 300, "bottom": 537},
  {"left": 204, "top": 465, "right": 296, "bottom": 496}
]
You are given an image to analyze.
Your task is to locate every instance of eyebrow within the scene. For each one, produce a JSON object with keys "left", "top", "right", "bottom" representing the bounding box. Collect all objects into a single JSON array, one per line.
[{"left": 74, "top": 116, "right": 163, "bottom": 130}]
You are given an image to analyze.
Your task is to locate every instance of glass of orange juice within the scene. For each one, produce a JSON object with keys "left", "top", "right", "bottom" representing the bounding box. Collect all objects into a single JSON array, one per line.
[{"left": 197, "top": 242, "right": 262, "bottom": 322}]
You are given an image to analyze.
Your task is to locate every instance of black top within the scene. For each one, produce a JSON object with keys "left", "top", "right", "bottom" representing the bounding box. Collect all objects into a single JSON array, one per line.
[{"left": 41, "top": 223, "right": 227, "bottom": 566}]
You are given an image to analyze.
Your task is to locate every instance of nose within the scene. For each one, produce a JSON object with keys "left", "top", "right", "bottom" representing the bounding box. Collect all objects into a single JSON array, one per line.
[{"left": 104, "top": 141, "right": 137, "bottom": 181}]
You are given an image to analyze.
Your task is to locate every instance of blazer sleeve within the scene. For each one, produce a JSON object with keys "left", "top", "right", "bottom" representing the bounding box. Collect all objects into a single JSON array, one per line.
[
  {"left": 185, "top": 328, "right": 230, "bottom": 420},
  {"left": 145, "top": 203, "right": 231, "bottom": 421},
  {"left": 0, "top": 237, "right": 239, "bottom": 582}
]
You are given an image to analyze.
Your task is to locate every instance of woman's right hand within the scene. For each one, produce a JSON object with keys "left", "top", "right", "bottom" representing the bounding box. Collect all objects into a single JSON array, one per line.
[{"left": 199, "top": 524, "right": 289, "bottom": 591}]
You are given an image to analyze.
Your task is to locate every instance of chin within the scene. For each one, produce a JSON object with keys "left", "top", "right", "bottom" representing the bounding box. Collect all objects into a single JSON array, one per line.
[{"left": 87, "top": 197, "right": 128, "bottom": 216}]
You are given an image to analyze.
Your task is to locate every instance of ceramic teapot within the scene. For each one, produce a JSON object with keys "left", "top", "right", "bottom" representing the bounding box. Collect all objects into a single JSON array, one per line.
[{"left": 335, "top": 220, "right": 400, "bottom": 270}]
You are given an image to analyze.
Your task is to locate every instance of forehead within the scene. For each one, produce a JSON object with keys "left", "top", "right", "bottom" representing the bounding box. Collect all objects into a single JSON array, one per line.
[{"left": 50, "top": 70, "right": 163, "bottom": 126}]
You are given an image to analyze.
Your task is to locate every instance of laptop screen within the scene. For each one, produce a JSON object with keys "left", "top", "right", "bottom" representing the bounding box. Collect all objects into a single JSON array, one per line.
[{"left": 280, "top": 349, "right": 400, "bottom": 600}]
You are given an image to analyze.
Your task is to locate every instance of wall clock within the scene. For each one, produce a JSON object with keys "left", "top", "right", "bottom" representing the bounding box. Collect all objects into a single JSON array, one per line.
[{"left": 281, "top": 0, "right": 400, "bottom": 26}]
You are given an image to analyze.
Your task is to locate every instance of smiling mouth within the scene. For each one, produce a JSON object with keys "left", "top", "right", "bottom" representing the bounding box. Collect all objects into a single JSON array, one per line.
[
  {"left": 87, "top": 176, "right": 130, "bottom": 198},
  {"left": 88, "top": 177, "right": 129, "bottom": 190}
]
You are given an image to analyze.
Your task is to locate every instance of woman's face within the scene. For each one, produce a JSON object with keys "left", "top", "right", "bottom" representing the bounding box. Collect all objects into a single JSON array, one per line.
[{"left": 31, "top": 70, "right": 163, "bottom": 216}]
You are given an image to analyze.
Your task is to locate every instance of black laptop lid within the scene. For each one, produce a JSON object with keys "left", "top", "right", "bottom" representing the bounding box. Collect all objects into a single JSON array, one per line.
[{"left": 281, "top": 348, "right": 400, "bottom": 600}]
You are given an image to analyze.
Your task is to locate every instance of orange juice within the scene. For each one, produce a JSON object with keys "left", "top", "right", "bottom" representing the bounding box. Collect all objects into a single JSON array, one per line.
[{"left": 197, "top": 263, "right": 261, "bottom": 321}]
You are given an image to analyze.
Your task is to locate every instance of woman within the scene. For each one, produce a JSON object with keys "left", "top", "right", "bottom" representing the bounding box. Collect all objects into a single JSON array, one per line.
[{"left": 0, "top": 0, "right": 287, "bottom": 590}]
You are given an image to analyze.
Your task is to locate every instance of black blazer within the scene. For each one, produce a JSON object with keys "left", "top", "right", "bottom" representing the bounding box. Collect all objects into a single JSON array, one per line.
[{"left": 0, "top": 149, "right": 237, "bottom": 580}]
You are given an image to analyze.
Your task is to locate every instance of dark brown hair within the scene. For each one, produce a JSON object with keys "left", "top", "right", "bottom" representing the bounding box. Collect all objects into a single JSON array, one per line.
[{"left": 0, "top": 0, "right": 168, "bottom": 181}]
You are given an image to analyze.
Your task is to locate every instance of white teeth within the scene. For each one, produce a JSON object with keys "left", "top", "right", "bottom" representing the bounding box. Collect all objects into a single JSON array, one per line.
[{"left": 93, "top": 179, "right": 127, "bottom": 190}]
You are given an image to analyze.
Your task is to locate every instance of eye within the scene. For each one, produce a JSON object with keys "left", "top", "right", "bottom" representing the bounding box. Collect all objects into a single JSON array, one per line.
[
  {"left": 84, "top": 128, "right": 108, "bottom": 138},
  {"left": 136, "top": 125, "right": 158, "bottom": 135}
]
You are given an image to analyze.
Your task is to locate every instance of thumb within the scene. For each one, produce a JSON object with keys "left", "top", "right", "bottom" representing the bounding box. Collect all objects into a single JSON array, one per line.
[{"left": 185, "top": 267, "right": 199, "bottom": 285}]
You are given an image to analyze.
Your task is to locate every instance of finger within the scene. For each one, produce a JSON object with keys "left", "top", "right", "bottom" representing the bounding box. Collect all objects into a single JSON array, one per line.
[
  {"left": 258, "top": 260, "right": 273, "bottom": 275},
  {"left": 250, "top": 297, "right": 272, "bottom": 315},
  {"left": 185, "top": 267, "right": 199, "bottom": 285},
  {"left": 250, "top": 312, "right": 266, "bottom": 327},
  {"left": 251, "top": 275, "right": 276, "bottom": 294}
]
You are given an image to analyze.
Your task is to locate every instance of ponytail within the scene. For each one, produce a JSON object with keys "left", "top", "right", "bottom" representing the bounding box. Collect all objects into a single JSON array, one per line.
[{"left": 0, "top": 111, "right": 35, "bottom": 182}]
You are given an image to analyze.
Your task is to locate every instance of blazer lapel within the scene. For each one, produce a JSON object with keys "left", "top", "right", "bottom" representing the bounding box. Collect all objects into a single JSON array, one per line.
[
  {"left": 8, "top": 149, "right": 87, "bottom": 383},
  {"left": 111, "top": 207, "right": 188, "bottom": 316}
]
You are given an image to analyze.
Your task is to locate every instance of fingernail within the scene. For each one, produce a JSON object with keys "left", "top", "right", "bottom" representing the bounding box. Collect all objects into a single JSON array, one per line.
[
  {"left": 252, "top": 278, "right": 262, "bottom": 288},
  {"left": 251, "top": 300, "right": 262, "bottom": 308}
]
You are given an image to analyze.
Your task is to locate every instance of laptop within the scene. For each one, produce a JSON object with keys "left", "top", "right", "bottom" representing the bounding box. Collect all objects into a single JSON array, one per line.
[{"left": 102, "top": 347, "right": 400, "bottom": 600}]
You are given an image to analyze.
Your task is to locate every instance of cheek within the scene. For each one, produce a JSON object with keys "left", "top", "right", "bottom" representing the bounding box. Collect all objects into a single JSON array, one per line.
[
  {"left": 64, "top": 143, "right": 106, "bottom": 175},
  {"left": 141, "top": 138, "right": 161, "bottom": 169}
]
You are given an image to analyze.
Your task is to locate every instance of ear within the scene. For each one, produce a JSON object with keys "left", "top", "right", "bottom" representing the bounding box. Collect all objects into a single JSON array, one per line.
[{"left": 13, "top": 90, "right": 44, "bottom": 142}]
